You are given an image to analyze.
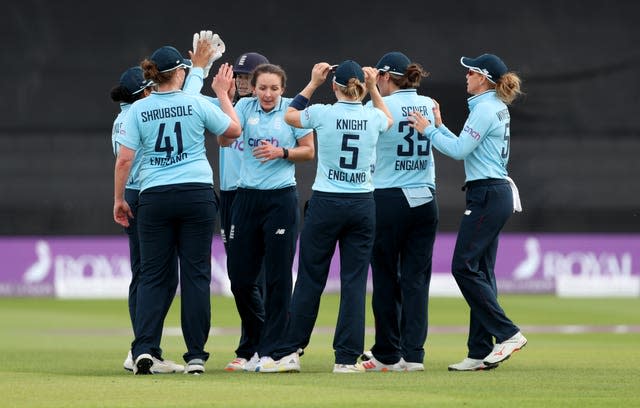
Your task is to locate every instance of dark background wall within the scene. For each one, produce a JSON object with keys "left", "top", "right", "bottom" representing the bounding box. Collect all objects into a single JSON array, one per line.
[{"left": 1, "top": 0, "right": 639, "bottom": 235}]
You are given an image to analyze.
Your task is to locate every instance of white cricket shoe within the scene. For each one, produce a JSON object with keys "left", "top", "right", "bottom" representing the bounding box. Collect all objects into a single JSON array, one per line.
[
  {"left": 400, "top": 358, "right": 425, "bottom": 372},
  {"left": 360, "top": 350, "right": 373, "bottom": 361},
  {"left": 361, "top": 355, "right": 405, "bottom": 372},
  {"left": 151, "top": 356, "right": 184, "bottom": 374},
  {"left": 255, "top": 356, "right": 277, "bottom": 373},
  {"left": 133, "top": 353, "right": 154, "bottom": 375},
  {"left": 483, "top": 331, "right": 527, "bottom": 365},
  {"left": 448, "top": 358, "right": 498, "bottom": 371},
  {"left": 224, "top": 356, "right": 248, "bottom": 372},
  {"left": 254, "top": 356, "right": 273, "bottom": 372},
  {"left": 257, "top": 352, "right": 301, "bottom": 373},
  {"left": 123, "top": 350, "right": 134, "bottom": 372},
  {"left": 278, "top": 352, "right": 301, "bottom": 372},
  {"left": 184, "top": 358, "right": 205, "bottom": 375},
  {"left": 243, "top": 353, "right": 260, "bottom": 372},
  {"left": 333, "top": 363, "right": 365, "bottom": 373}
]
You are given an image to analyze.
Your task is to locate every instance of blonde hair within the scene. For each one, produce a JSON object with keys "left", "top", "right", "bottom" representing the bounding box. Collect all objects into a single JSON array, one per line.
[
  {"left": 494, "top": 72, "right": 523, "bottom": 105},
  {"left": 336, "top": 78, "right": 367, "bottom": 101}
]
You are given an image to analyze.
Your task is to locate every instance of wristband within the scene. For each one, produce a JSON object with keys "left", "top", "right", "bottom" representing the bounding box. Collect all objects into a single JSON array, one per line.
[
  {"left": 289, "top": 94, "right": 309, "bottom": 111},
  {"left": 282, "top": 147, "right": 289, "bottom": 159}
]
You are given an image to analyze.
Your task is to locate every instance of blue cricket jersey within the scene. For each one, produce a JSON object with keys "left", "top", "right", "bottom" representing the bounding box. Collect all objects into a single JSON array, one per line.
[
  {"left": 182, "top": 67, "right": 243, "bottom": 191},
  {"left": 218, "top": 134, "right": 244, "bottom": 191},
  {"left": 366, "top": 89, "right": 436, "bottom": 189},
  {"left": 301, "top": 101, "right": 388, "bottom": 193},
  {"left": 112, "top": 104, "right": 142, "bottom": 190},
  {"left": 116, "top": 90, "right": 232, "bottom": 191},
  {"left": 234, "top": 96, "right": 311, "bottom": 190},
  {"left": 425, "top": 90, "right": 510, "bottom": 181}
]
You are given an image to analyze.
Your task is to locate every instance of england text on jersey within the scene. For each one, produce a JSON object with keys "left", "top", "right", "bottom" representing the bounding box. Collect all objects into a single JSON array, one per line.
[
  {"left": 327, "top": 168, "right": 367, "bottom": 183},
  {"left": 149, "top": 152, "right": 188, "bottom": 166},
  {"left": 395, "top": 159, "right": 429, "bottom": 171},
  {"left": 140, "top": 105, "right": 194, "bottom": 122}
]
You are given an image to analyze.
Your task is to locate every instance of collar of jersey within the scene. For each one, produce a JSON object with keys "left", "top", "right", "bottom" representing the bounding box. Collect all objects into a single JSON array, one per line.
[
  {"left": 255, "top": 97, "right": 284, "bottom": 113},
  {"left": 467, "top": 90, "right": 496, "bottom": 109},
  {"left": 336, "top": 100, "right": 362, "bottom": 106},
  {"left": 151, "top": 90, "right": 182, "bottom": 95},
  {"left": 390, "top": 89, "right": 417, "bottom": 96}
]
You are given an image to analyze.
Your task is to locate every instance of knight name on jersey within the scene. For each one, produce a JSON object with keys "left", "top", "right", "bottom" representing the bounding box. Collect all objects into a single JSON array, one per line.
[
  {"left": 336, "top": 119, "right": 368, "bottom": 130},
  {"left": 395, "top": 159, "right": 429, "bottom": 171},
  {"left": 140, "top": 105, "right": 194, "bottom": 123},
  {"left": 328, "top": 168, "right": 367, "bottom": 183}
]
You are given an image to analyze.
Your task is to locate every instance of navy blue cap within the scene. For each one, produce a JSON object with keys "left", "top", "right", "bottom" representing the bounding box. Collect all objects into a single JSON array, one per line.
[
  {"left": 234, "top": 52, "right": 269, "bottom": 74},
  {"left": 150, "top": 46, "right": 192, "bottom": 73},
  {"left": 119, "top": 66, "right": 153, "bottom": 95},
  {"left": 333, "top": 60, "right": 364, "bottom": 87},
  {"left": 376, "top": 52, "right": 410, "bottom": 76},
  {"left": 460, "top": 54, "right": 508, "bottom": 83}
]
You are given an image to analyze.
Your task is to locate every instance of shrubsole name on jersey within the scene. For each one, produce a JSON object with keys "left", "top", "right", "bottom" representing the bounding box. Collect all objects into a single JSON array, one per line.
[{"left": 140, "top": 105, "right": 194, "bottom": 122}]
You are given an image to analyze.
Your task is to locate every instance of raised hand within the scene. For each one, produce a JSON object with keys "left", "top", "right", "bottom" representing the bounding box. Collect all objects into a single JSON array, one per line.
[
  {"left": 212, "top": 63, "right": 235, "bottom": 97},
  {"left": 189, "top": 35, "right": 214, "bottom": 72}
]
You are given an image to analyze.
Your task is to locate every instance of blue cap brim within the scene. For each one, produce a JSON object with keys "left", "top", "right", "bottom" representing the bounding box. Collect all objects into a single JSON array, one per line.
[{"left": 460, "top": 56, "right": 477, "bottom": 70}]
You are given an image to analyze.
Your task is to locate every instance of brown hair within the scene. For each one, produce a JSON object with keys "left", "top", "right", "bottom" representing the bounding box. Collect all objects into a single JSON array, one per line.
[
  {"left": 250, "top": 64, "right": 287, "bottom": 88},
  {"left": 141, "top": 59, "right": 174, "bottom": 85},
  {"left": 389, "top": 63, "right": 430, "bottom": 89},
  {"left": 494, "top": 72, "right": 523, "bottom": 105}
]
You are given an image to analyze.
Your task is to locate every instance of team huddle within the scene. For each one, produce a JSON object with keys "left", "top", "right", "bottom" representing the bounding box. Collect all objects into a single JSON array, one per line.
[{"left": 111, "top": 29, "right": 526, "bottom": 375}]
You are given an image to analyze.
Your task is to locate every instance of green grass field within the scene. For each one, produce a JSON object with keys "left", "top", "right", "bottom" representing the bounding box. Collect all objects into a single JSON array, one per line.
[{"left": 1, "top": 295, "right": 639, "bottom": 407}]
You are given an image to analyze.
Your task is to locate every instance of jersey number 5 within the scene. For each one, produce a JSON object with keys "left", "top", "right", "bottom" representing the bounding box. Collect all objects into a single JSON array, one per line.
[
  {"left": 155, "top": 122, "right": 184, "bottom": 158},
  {"left": 501, "top": 123, "right": 510, "bottom": 159},
  {"left": 340, "top": 134, "right": 359, "bottom": 169}
]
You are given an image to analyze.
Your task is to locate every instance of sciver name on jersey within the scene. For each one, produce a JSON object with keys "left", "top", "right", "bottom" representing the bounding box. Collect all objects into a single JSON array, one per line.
[
  {"left": 301, "top": 101, "right": 388, "bottom": 193},
  {"left": 116, "top": 90, "right": 231, "bottom": 191},
  {"left": 424, "top": 90, "right": 510, "bottom": 181},
  {"left": 366, "top": 89, "right": 437, "bottom": 190}
]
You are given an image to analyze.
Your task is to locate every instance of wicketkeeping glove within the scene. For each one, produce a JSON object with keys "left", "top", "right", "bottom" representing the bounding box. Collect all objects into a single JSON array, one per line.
[
  {"left": 192, "top": 30, "right": 226, "bottom": 79},
  {"left": 210, "top": 33, "right": 226, "bottom": 64}
]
